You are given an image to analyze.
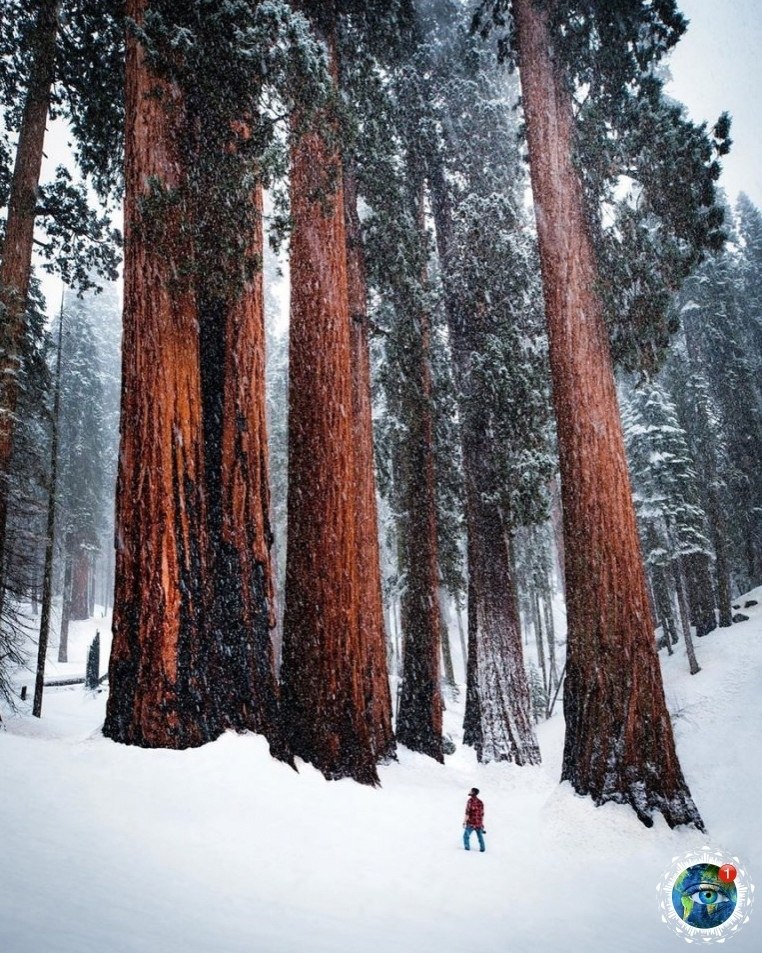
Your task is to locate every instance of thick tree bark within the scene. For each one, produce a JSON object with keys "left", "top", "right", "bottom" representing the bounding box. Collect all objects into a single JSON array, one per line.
[
  {"left": 343, "top": 154, "right": 396, "bottom": 763},
  {"left": 280, "top": 20, "right": 379, "bottom": 784},
  {"left": 0, "top": 0, "right": 60, "bottom": 576},
  {"left": 464, "top": 458, "right": 541, "bottom": 763},
  {"left": 395, "top": 179, "right": 444, "bottom": 764},
  {"left": 103, "top": 0, "right": 211, "bottom": 748},
  {"left": 199, "top": 182, "right": 286, "bottom": 755},
  {"left": 513, "top": 0, "right": 702, "bottom": 828},
  {"left": 427, "top": 141, "right": 540, "bottom": 765}
]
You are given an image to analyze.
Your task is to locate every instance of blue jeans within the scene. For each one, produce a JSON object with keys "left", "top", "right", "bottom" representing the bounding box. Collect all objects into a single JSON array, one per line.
[{"left": 463, "top": 826, "right": 485, "bottom": 851}]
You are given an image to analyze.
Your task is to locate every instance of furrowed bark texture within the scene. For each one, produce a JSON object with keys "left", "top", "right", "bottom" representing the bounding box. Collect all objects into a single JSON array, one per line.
[
  {"left": 344, "top": 157, "right": 396, "bottom": 764},
  {"left": 280, "top": 24, "right": 378, "bottom": 784},
  {"left": 395, "top": 179, "right": 444, "bottom": 763},
  {"left": 513, "top": 0, "right": 702, "bottom": 828},
  {"left": 200, "top": 182, "right": 286, "bottom": 754},
  {"left": 428, "top": 153, "right": 539, "bottom": 764},
  {"left": 0, "top": 0, "right": 60, "bottom": 573},
  {"left": 467, "top": 464, "right": 541, "bottom": 764},
  {"left": 103, "top": 0, "right": 210, "bottom": 748}
]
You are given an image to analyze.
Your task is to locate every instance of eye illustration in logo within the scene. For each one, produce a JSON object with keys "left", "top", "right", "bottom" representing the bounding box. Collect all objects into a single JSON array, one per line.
[
  {"left": 657, "top": 847, "right": 754, "bottom": 943},
  {"left": 671, "top": 864, "right": 737, "bottom": 929}
]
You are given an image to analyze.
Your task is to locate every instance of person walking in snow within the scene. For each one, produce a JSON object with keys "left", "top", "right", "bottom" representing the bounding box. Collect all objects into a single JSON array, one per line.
[{"left": 463, "top": 787, "right": 485, "bottom": 852}]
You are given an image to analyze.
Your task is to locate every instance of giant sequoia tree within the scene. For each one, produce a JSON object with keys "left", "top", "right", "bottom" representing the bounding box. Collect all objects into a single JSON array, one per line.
[
  {"left": 472, "top": 0, "right": 729, "bottom": 827},
  {"left": 106, "top": 0, "right": 328, "bottom": 752},
  {"left": 103, "top": 0, "right": 210, "bottom": 747},
  {"left": 280, "top": 0, "right": 395, "bottom": 782}
]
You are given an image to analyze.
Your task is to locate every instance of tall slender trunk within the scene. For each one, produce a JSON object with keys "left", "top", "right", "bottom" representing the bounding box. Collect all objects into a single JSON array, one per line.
[
  {"left": 395, "top": 178, "right": 444, "bottom": 764},
  {"left": 542, "top": 587, "right": 559, "bottom": 693},
  {"left": 58, "top": 535, "right": 73, "bottom": 663},
  {"left": 103, "top": 0, "right": 210, "bottom": 748},
  {"left": 33, "top": 296, "right": 64, "bottom": 717},
  {"left": 280, "top": 17, "right": 378, "bottom": 784},
  {"left": 343, "top": 151, "right": 395, "bottom": 763},
  {"left": 533, "top": 589, "right": 548, "bottom": 697},
  {"left": 0, "top": 0, "right": 60, "bottom": 575},
  {"left": 674, "top": 558, "right": 701, "bottom": 675},
  {"left": 428, "top": 143, "right": 540, "bottom": 765},
  {"left": 513, "top": 0, "right": 702, "bottom": 828}
]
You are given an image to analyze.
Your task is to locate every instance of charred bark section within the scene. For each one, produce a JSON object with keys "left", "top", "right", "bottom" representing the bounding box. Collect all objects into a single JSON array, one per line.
[
  {"left": 0, "top": 0, "right": 60, "bottom": 570},
  {"left": 103, "top": 0, "right": 211, "bottom": 749},
  {"left": 344, "top": 156, "right": 396, "bottom": 764},
  {"left": 199, "top": 181, "right": 287, "bottom": 757},
  {"left": 513, "top": 0, "right": 703, "bottom": 828},
  {"left": 280, "top": 21, "right": 379, "bottom": 784}
]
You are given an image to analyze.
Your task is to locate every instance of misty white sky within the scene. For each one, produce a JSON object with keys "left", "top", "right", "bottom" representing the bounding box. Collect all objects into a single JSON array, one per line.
[
  {"left": 667, "top": 0, "right": 762, "bottom": 210},
  {"left": 33, "top": 0, "right": 762, "bottom": 315}
]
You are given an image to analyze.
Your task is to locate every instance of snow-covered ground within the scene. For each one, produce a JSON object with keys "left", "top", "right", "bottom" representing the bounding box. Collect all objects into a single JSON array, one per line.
[{"left": 2, "top": 594, "right": 761, "bottom": 953}]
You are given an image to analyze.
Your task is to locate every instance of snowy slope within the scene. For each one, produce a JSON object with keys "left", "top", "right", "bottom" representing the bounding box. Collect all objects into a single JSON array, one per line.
[{"left": 2, "top": 594, "right": 761, "bottom": 953}]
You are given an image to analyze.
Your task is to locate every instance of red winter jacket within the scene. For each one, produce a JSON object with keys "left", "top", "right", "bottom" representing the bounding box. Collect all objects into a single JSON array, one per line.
[{"left": 465, "top": 794, "right": 484, "bottom": 829}]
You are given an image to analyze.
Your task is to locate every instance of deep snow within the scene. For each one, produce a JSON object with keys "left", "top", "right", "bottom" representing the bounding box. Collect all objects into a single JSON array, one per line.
[{"left": 2, "top": 594, "right": 761, "bottom": 953}]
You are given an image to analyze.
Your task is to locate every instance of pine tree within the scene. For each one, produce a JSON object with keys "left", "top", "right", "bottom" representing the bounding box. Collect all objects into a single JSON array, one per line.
[
  {"left": 0, "top": 0, "right": 121, "bottom": 591},
  {"left": 56, "top": 297, "right": 107, "bottom": 639},
  {"left": 622, "top": 380, "right": 712, "bottom": 672},
  {"left": 678, "top": 249, "right": 762, "bottom": 589},
  {"left": 0, "top": 280, "right": 50, "bottom": 711},
  {"left": 664, "top": 342, "right": 734, "bottom": 628}
]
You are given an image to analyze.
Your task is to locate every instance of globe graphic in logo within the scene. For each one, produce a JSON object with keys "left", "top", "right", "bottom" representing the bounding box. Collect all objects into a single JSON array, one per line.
[{"left": 672, "top": 863, "right": 737, "bottom": 929}]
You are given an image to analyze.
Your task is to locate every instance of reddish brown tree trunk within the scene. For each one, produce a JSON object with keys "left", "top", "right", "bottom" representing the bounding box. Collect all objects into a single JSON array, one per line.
[
  {"left": 396, "top": 178, "right": 444, "bottom": 763},
  {"left": 280, "top": 20, "right": 378, "bottom": 784},
  {"left": 0, "top": 0, "right": 59, "bottom": 571},
  {"left": 513, "top": 0, "right": 702, "bottom": 828},
  {"left": 103, "top": 0, "right": 211, "bottom": 749},
  {"left": 343, "top": 156, "right": 396, "bottom": 763},
  {"left": 199, "top": 179, "right": 287, "bottom": 755}
]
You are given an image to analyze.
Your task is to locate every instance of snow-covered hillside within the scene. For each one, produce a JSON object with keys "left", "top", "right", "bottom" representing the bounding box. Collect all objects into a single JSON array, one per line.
[{"left": 2, "top": 596, "right": 761, "bottom": 953}]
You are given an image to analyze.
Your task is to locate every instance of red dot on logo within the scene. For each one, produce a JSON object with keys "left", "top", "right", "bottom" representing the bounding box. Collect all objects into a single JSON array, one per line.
[{"left": 719, "top": 864, "right": 737, "bottom": 883}]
